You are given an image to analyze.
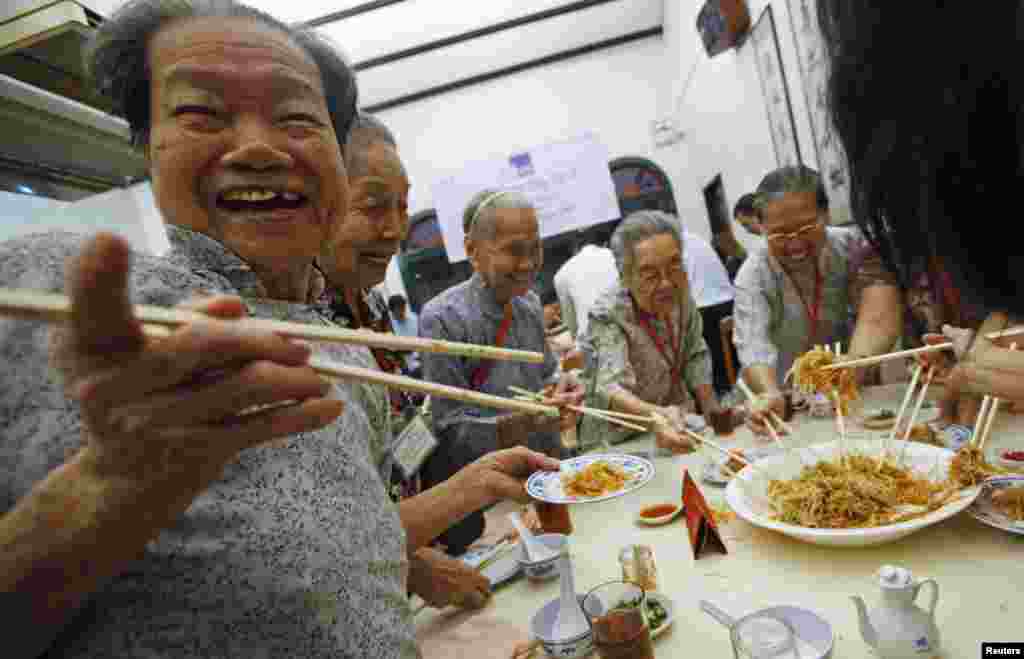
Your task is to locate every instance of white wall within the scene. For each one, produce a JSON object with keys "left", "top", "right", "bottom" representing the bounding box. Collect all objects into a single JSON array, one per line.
[
  {"left": 0, "top": 184, "right": 170, "bottom": 256},
  {"left": 662, "top": 0, "right": 815, "bottom": 255},
  {"left": 373, "top": 1, "right": 819, "bottom": 296}
]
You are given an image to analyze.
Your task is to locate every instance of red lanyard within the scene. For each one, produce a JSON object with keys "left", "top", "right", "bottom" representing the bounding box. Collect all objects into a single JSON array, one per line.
[
  {"left": 470, "top": 306, "right": 514, "bottom": 389},
  {"left": 634, "top": 299, "right": 682, "bottom": 381},
  {"left": 931, "top": 261, "right": 963, "bottom": 327},
  {"left": 784, "top": 263, "right": 824, "bottom": 348}
]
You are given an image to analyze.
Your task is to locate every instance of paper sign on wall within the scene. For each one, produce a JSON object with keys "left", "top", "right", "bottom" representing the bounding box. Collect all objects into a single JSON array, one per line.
[{"left": 431, "top": 132, "right": 620, "bottom": 263}]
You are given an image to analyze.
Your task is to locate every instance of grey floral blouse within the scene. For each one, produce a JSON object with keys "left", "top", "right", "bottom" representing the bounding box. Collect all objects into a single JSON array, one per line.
[
  {"left": 0, "top": 227, "right": 416, "bottom": 659},
  {"left": 578, "top": 283, "right": 713, "bottom": 447}
]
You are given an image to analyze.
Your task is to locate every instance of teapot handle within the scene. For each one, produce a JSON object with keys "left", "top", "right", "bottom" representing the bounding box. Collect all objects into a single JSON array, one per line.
[{"left": 915, "top": 578, "right": 939, "bottom": 618}]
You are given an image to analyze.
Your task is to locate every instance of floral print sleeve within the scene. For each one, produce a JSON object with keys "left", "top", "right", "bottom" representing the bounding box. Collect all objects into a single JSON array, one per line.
[{"left": 584, "top": 314, "right": 637, "bottom": 412}]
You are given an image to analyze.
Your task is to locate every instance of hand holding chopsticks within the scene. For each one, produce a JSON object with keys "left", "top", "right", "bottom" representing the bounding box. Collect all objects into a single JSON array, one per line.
[
  {"left": 508, "top": 386, "right": 647, "bottom": 432},
  {"left": 736, "top": 377, "right": 790, "bottom": 440},
  {"left": 0, "top": 287, "right": 544, "bottom": 365},
  {"left": 4, "top": 286, "right": 558, "bottom": 417}
]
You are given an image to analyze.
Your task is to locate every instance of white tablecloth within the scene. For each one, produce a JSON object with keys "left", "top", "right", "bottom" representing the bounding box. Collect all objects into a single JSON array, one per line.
[{"left": 417, "top": 384, "right": 1024, "bottom": 657}]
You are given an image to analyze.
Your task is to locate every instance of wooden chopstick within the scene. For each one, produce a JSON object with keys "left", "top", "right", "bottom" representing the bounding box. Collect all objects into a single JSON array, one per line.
[
  {"left": 977, "top": 342, "right": 1017, "bottom": 451},
  {"left": 737, "top": 377, "right": 790, "bottom": 438},
  {"left": 307, "top": 358, "right": 558, "bottom": 417},
  {"left": 508, "top": 386, "right": 651, "bottom": 432},
  {"left": 0, "top": 287, "right": 544, "bottom": 364},
  {"left": 879, "top": 363, "right": 923, "bottom": 469},
  {"left": 143, "top": 332, "right": 556, "bottom": 420},
  {"left": 821, "top": 325, "right": 1024, "bottom": 371},
  {"left": 679, "top": 426, "right": 774, "bottom": 479},
  {"left": 896, "top": 367, "right": 935, "bottom": 466}
]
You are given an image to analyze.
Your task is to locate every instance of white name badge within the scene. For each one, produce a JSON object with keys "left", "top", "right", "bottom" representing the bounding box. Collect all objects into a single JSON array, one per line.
[{"left": 393, "top": 415, "right": 439, "bottom": 479}]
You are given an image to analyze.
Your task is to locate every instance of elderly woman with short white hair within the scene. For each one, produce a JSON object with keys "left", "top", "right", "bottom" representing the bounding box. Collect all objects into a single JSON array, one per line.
[{"left": 580, "top": 210, "right": 730, "bottom": 451}]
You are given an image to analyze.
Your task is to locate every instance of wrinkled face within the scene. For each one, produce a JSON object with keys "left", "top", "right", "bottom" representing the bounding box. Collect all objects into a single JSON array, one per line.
[
  {"left": 761, "top": 191, "right": 827, "bottom": 267},
  {"left": 466, "top": 207, "right": 542, "bottom": 303},
  {"left": 626, "top": 233, "right": 688, "bottom": 316},
  {"left": 323, "top": 141, "right": 410, "bottom": 289},
  {"left": 147, "top": 17, "right": 347, "bottom": 268}
]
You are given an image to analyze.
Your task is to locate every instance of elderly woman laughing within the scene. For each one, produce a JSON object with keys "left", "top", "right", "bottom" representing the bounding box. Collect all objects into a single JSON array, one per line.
[
  {"left": 0, "top": 2, "right": 557, "bottom": 658},
  {"left": 579, "top": 210, "right": 730, "bottom": 453}
]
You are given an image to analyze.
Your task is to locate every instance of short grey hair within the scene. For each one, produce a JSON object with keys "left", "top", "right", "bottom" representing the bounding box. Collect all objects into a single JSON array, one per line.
[
  {"left": 755, "top": 165, "right": 829, "bottom": 212},
  {"left": 609, "top": 210, "right": 684, "bottom": 277},
  {"left": 462, "top": 189, "right": 534, "bottom": 241},
  {"left": 86, "top": 0, "right": 358, "bottom": 150},
  {"left": 345, "top": 113, "right": 398, "bottom": 178}
]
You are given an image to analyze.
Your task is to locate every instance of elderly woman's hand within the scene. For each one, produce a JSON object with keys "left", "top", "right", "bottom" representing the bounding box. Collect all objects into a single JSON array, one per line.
[
  {"left": 458, "top": 447, "right": 560, "bottom": 505},
  {"left": 51, "top": 234, "right": 343, "bottom": 509},
  {"left": 409, "top": 547, "right": 491, "bottom": 610},
  {"left": 745, "top": 392, "right": 787, "bottom": 437},
  {"left": 650, "top": 408, "right": 695, "bottom": 454},
  {"left": 542, "top": 374, "right": 585, "bottom": 431}
]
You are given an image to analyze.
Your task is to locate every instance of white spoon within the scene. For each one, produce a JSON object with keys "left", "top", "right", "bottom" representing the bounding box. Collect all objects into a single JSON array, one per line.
[
  {"left": 554, "top": 549, "right": 590, "bottom": 640},
  {"left": 508, "top": 513, "right": 556, "bottom": 563}
]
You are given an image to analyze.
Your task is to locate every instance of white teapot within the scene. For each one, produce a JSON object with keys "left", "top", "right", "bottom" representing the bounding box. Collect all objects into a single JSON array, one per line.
[{"left": 851, "top": 565, "right": 940, "bottom": 659}]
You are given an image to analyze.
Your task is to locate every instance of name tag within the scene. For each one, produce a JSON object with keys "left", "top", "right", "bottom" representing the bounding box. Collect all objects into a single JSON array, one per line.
[{"left": 392, "top": 415, "right": 439, "bottom": 479}]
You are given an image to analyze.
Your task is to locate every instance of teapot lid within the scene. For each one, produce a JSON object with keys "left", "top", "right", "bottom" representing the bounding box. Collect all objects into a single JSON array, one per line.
[{"left": 877, "top": 565, "right": 913, "bottom": 588}]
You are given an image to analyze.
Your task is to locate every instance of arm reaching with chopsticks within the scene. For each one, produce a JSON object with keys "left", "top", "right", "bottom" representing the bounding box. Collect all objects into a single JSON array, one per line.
[
  {"left": 0, "top": 234, "right": 343, "bottom": 659},
  {"left": 941, "top": 312, "right": 1024, "bottom": 424},
  {"left": 845, "top": 282, "right": 904, "bottom": 381}
]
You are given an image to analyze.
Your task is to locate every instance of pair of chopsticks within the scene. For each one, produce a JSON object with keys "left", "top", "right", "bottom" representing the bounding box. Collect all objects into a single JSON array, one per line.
[
  {"left": 970, "top": 342, "right": 1018, "bottom": 452},
  {"left": 507, "top": 386, "right": 651, "bottom": 433},
  {"left": 878, "top": 362, "right": 936, "bottom": 470},
  {"left": 0, "top": 288, "right": 558, "bottom": 418},
  {"left": 822, "top": 326, "right": 1024, "bottom": 371}
]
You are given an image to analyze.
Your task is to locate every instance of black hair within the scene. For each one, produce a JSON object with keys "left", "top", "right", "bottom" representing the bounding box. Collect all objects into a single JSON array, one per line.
[
  {"left": 755, "top": 165, "right": 829, "bottom": 212},
  {"left": 86, "top": 0, "right": 358, "bottom": 150},
  {"left": 817, "top": 1, "right": 1023, "bottom": 313},
  {"left": 733, "top": 193, "right": 757, "bottom": 218},
  {"left": 387, "top": 294, "right": 407, "bottom": 312}
]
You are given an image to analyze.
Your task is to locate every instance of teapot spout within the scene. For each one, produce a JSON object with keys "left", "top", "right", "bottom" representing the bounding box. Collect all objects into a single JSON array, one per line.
[{"left": 851, "top": 595, "right": 877, "bottom": 648}]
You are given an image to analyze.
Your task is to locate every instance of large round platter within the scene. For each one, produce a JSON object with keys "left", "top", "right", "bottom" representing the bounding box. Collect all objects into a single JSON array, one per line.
[
  {"left": 967, "top": 476, "right": 1024, "bottom": 536},
  {"left": 724, "top": 440, "right": 982, "bottom": 547},
  {"left": 526, "top": 453, "right": 655, "bottom": 504}
]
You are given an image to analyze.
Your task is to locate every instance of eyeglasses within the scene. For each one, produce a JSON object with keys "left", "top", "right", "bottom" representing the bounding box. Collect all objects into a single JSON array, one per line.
[
  {"left": 635, "top": 262, "right": 686, "bottom": 289},
  {"left": 765, "top": 220, "right": 822, "bottom": 244}
]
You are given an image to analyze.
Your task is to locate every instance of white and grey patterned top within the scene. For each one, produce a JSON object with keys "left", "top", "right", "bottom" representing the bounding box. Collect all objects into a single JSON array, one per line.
[
  {"left": 0, "top": 227, "right": 417, "bottom": 659},
  {"left": 732, "top": 226, "right": 894, "bottom": 385}
]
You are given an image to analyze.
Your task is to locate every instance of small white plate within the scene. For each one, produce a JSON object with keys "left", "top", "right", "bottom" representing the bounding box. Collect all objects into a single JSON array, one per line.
[
  {"left": 967, "top": 476, "right": 1024, "bottom": 536},
  {"left": 526, "top": 453, "right": 655, "bottom": 504},
  {"left": 636, "top": 503, "right": 683, "bottom": 526},
  {"left": 702, "top": 447, "right": 783, "bottom": 487}
]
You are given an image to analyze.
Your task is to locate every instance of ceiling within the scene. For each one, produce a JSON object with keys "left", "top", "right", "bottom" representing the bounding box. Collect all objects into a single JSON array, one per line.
[
  {"left": 250, "top": 0, "right": 664, "bottom": 111},
  {"left": 0, "top": 0, "right": 662, "bottom": 200}
]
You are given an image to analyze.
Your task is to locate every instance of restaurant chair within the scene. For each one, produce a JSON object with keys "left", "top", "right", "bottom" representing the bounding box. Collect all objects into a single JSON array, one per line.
[{"left": 720, "top": 315, "right": 737, "bottom": 386}]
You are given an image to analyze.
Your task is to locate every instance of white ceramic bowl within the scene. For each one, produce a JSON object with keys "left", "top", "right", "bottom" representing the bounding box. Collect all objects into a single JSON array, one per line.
[
  {"left": 529, "top": 595, "right": 594, "bottom": 659},
  {"left": 516, "top": 534, "right": 566, "bottom": 582},
  {"left": 725, "top": 439, "right": 982, "bottom": 547}
]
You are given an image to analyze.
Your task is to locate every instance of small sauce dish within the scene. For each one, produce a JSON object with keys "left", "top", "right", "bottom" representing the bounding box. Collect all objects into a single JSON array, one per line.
[{"left": 637, "top": 503, "right": 683, "bottom": 526}]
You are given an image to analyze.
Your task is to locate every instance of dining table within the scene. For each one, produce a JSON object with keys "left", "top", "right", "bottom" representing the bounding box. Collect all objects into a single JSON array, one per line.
[{"left": 414, "top": 383, "right": 1024, "bottom": 658}]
